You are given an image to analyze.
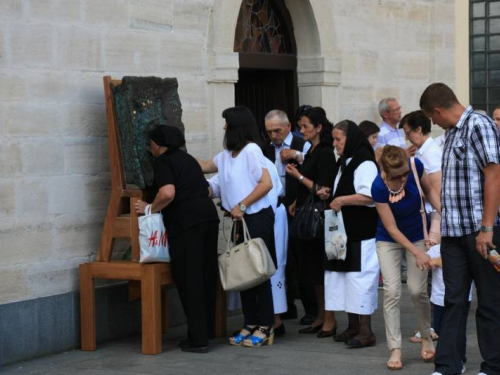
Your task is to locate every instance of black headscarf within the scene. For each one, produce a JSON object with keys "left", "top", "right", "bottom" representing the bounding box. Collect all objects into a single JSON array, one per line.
[
  {"left": 336, "top": 120, "right": 376, "bottom": 171},
  {"left": 149, "top": 125, "right": 186, "bottom": 152}
]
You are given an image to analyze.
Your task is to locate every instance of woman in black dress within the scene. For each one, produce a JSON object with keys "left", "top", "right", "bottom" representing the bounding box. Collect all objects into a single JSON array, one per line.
[
  {"left": 135, "top": 125, "right": 220, "bottom": 353},
  {"left": 285, "top": 107, "right": 337, "bottom": 336}
]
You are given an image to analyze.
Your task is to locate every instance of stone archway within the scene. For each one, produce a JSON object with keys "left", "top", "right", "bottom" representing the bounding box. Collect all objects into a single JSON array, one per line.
[{"left": 206, "top": 0, "right": 342, "bottom": 155}]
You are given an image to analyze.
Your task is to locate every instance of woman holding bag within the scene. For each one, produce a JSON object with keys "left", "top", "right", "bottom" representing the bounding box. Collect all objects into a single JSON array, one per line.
[
  {"left": 135, "top": 125, "right": 220, "bottom": 354},
  {"left": 285, "top": 107, "right": 337, "bottom": 335},
  {"left": 371, "top": 146, "right": 441, "bottom": 370},
  {"left": 318, "top": 120, "right": 380, "bottom": 347},
  {"left": 197, "top": 106, "right": 276, "bottom": 348}
]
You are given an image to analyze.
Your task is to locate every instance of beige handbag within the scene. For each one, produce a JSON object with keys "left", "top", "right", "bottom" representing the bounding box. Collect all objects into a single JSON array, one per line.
[{"left": 218, "top": 218, "right": 276, "bottom": 292}]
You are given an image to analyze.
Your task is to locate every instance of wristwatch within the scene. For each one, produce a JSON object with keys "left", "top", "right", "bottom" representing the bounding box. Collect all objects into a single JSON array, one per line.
[
  {"left": 239, "top": 203, "right": 247, "bottom": 213},
  {"left": 480, "top": 225, "right": 494, "bottom": 232}
]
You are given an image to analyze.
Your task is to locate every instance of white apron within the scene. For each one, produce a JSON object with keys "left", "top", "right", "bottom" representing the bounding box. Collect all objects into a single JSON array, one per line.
[{"left": 271, "top": 204, "right": 288, "bottom": 314}]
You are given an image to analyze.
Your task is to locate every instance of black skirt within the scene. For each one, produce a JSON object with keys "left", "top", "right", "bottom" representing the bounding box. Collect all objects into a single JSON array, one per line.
[{"left": 324, "top": 241, "right": 362, "bottom": 272}]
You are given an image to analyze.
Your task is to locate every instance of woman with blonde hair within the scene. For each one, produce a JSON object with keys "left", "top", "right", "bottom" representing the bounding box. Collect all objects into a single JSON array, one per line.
[{"left": 371, "top": 146, "right": 441, "bottom": 370}]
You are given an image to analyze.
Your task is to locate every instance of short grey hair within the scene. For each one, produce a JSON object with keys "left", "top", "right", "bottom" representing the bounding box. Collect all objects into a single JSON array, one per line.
[
  {"left": 265, "top": 109, "right": 289, "bottom": 124},
  {"left": 378, "top": 97, "right": 397, "bottom": 117}
]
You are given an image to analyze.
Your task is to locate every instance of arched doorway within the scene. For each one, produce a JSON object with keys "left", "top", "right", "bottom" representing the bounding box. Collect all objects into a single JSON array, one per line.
[{"left": 234, "top": 0, "right": 297, "bottom": 134}]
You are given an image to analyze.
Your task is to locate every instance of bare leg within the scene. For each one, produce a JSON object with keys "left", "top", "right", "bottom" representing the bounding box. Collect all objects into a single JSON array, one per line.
[
  {"left": 311, "top": 283, "right": 325, "bottom": 327},
  {"left": 322, "top": 310, "right": 337, "bottom": 331}
]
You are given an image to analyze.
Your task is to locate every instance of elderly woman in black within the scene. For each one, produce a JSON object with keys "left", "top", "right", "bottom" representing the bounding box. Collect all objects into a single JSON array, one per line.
[
  {"left": 318, "top": 120, "right": 380, "bottom": 347},
  {"left": 285, "top": 107, "right": 337, "bottom": 335},
  {"left": 135, "top": 125, "right": 220, "bottom": 354}
]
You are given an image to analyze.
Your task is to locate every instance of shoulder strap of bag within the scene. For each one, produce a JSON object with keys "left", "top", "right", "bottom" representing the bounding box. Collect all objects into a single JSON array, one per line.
[{"left": 410, "top": 157, "right": 429, "bottom": 246}]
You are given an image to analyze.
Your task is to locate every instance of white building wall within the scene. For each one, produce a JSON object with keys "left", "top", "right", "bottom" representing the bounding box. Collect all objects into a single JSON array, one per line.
[{"left": 0, "top": 0, "right": 457, "bottom": 305}]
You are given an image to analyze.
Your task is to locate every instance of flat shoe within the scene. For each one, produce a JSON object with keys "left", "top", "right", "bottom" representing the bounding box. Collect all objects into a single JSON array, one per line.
[
  {"left": 299, "top": 325, "right": 322, "bottom": 334},
  {"left": 346, "top": 333, "right": 376, "bottom": 348},
  {"left": 317, "top": 327, "right": 337, "bottom": 338},
  {"left": 333, "top": 331, "right": 357, "bottom": 342},
  {"left": 387, "top": 360, "right": 403, "bottom": 370}
]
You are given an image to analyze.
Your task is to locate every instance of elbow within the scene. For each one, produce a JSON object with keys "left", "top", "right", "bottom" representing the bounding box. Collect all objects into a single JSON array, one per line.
[{"left": 158, "top": 189, "right": 175, "bottom": 202}]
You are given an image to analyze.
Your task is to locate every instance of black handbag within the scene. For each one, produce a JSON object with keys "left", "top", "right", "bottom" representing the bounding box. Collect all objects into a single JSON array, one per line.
[{"left": 290, "top": 187, "right": 325, "bottom": 241}]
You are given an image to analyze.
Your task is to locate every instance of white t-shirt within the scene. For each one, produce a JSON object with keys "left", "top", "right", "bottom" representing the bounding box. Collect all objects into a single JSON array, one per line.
[
  {"left": 417, "top": 137, "right": 442, "bottom": 175},
  {"left": 208, "top": 158, "right": 282, "bottom": 213},
  {"left": 333, "top": 159, "right": 378, "bottom": 204},
  {"left": 427, "top": 245, "right": 473, "bottom": 307},
  {"left": 417, "top": 137, "right": 442, "bottom": 213},
  {"left": 213, "top": 143, "right": 273, "bottom": 215}
]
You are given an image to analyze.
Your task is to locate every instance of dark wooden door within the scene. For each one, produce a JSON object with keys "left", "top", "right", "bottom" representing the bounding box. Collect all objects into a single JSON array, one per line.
[{"left": 235, "top": 68, "right": 297, "bottom": 136}]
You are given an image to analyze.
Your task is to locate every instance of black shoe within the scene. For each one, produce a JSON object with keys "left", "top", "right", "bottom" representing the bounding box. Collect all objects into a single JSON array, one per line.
[
  {"left": 333, "top": 330, "right": 357, "bottom": 343},
  {"left": 274, "top": 323, "right": 286, "bottom": 337},
  {"left": 345, "top": 333, "right": 376, "bottom": 348},
  {"left": 181, "top": 345, "right": 208, "bottom": 354},
  {"left": 281, "top": 307, "right": 298, "bottom": 320},
  {"left": 299, "top": 314, "right": 316, "bottom": 326},
  {"left": 178, "top": 338, "right": 191, "bottom": 349},
  {"left": 299, "top": 325, "right": 322, "bottom": 334},
  {"left": 317, "top": 326, "right": 337, "bottom": 338}
]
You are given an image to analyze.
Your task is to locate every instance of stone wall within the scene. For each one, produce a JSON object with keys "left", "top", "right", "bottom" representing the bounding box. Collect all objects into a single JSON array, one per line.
[{"left": 0, "top": 0, "right": 456, "bottom": 306}]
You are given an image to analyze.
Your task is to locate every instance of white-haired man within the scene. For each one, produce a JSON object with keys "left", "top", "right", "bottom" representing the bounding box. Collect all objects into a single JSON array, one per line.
[{"left": 263, "top": 109, "right": 316, "bottom": 328}]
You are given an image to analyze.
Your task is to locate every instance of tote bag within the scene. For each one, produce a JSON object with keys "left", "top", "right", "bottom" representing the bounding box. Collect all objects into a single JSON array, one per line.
[
  {"left": 138, "top": 205, "right": 170, "bottom": 263},
  {"left": 218, "top": 218, "right": 276, "bottom": 292},
  {"left": 324, "top": 209, "right": 348, "bottom": 261}
]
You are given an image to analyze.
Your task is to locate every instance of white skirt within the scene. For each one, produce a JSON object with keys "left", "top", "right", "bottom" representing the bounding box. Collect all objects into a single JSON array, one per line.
[
  {"left": 271, "top": 204, "right": 288, "bottom": 314},
  {"left": 324, "top": 238, "right": 379, "bottom": 315}
]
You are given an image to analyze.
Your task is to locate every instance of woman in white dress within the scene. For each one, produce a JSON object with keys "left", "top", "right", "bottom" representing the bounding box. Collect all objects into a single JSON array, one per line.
[{"left": 318, "top": 120, "right": 380, "bottom": 348}]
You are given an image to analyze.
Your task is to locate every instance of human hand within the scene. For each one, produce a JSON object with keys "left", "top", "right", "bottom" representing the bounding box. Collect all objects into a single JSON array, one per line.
[
  {"left": 405, "top": 145, "right": 417, "bottom": 157},
  {"left": 280, "top": 149, "right": 297, "bottom": 162},
  {"left": 135, "top": 200, "right": 148, "bottom": 215},
  {"left": 317, "top": 187, "right": 331, "bottom": 201},
  {"left": 285, "top": 163, "right": 300, "bottom": 179},
  {"left": 476, "top": 230, "right": 495, "bottom": 259},
  {"left": 289, "top": 201, "right": 296, "bottom": 217},
  {"left": 415, "top": 252, "right": 432, "bottom": 271},
  {"left": 330, "top": 197, "right": 344, "bottom": 212},
  {"left": 231, "top": 205, "right": 244, "bottom": 221}
]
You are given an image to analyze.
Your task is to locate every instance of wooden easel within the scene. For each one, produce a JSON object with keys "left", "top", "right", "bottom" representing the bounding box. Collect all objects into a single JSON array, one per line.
[{"left": 79, "top": 76, "right": 226, "bottom": 355}]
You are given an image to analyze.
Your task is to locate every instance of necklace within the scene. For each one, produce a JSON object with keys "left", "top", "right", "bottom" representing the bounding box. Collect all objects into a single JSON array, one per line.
[{"left": 385, "top": 181, "right": 406, "bottom": 203}]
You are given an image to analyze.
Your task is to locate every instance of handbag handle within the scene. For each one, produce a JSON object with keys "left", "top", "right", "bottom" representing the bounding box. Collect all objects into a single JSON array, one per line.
[
  {"left": 145, "top": 204, "right": 152, "bottom": 216},
  {"left": 225, "top": 218, "right": 252, "bottom": 253},
  {"left": 410, "top": 157, "right": 430, "bottom": 247}
]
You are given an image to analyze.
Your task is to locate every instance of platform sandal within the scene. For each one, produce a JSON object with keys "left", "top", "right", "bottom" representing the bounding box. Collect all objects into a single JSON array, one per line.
[
  {"left": 243, "top": 326, "right": 274, "bottom": 347},
  {"left": 229, "top": 326, "right": 256, "bottom": 346}
]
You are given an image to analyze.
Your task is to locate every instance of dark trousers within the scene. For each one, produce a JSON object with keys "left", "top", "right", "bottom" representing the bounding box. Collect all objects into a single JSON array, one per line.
[
  {"left": 238, "top": 207, "right": 276, "bottom": 327},
  {"left": 169, "top": 221, "right": 219, "bottom": 347},
  {"left": 286, "top": 237, "right": 318, "bottom": 316},
  {"left": 434, "top": 228, "right": 500, "bottom": 375},
  {"left": 433, "top": 302, "right": 470, "bottom": 364}
]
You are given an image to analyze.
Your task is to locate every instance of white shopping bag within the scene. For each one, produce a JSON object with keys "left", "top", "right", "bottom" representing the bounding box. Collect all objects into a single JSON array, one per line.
[
  {"left": 138, "top": 205, "right": 170, "bottom": 263},
  {"left": 324, "top": 209, "right": 347, "bottom": 261}
]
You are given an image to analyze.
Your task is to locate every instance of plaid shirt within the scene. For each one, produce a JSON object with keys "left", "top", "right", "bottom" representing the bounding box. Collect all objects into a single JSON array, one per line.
[{"left": 441, "top": 106, "right": 500, "bottom": 237}]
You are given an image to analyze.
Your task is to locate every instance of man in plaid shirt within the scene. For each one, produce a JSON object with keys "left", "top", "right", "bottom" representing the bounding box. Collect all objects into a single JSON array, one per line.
[{"left": 420, "top": 83, "right": 500, "bottom": 375}]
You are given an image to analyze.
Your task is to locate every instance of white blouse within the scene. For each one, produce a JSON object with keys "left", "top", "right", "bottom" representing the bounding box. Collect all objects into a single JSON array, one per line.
[
  {"left": 333, "top": 158, "right": 378, "bottom": 205},
  {"left": 213, "top": 143, "right": 273, "bottom": 215}
]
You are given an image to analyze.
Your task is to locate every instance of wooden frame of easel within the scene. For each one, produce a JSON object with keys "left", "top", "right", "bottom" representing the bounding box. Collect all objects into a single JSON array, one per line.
[{"left": 79, "top": 76, "right": 226, "bottom": 355}]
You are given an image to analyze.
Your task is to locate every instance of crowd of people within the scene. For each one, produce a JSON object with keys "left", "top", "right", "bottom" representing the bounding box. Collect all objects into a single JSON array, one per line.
[{"left": 136, "top": 83, "right": 500, "bottom": 375}]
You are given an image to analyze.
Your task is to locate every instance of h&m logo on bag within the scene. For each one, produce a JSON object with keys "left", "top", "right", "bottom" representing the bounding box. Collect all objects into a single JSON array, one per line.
[{"left": 148, "top": 230, "right": 167, "bottom": 247}]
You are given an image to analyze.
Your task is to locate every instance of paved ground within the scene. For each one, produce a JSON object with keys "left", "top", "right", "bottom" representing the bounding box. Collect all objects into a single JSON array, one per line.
[{"left": 3, "top": 288, "right": 482, "bottom": 375}]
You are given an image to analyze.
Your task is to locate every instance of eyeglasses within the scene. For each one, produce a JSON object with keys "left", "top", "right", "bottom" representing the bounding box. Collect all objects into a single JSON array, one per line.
[
  {"left": 388, "top": 106, "right": 402, "bottom": 113},
  {"left": 388, "top": 170, "right": 411, "bottom": 181}
]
